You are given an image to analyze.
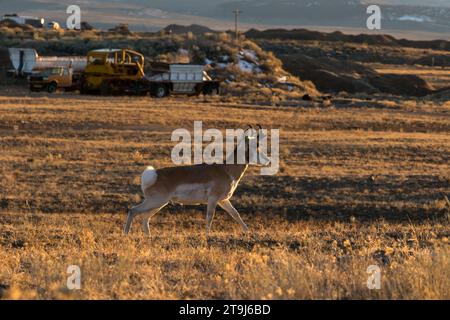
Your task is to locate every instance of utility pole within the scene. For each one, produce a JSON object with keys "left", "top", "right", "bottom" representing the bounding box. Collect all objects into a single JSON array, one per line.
[{"left": 233, "top": 9, "right": 241, "bottom": 47}]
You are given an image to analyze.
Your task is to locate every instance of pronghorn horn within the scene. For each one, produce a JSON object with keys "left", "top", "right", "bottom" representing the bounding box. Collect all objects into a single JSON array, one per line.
[{"left": 256, "top": 124, "right": 265, "bottom": 140}]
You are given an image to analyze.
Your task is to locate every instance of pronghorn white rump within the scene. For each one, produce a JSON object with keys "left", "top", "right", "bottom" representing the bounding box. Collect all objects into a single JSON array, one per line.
[
  {"left": 124, "top": 126, "right": 271, "bottom": 235},
  {"left": 141, "top": 166, "right": 157, "bottom": 193}
]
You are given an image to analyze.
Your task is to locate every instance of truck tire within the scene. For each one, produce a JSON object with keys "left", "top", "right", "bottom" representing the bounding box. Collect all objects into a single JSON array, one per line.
[
  {"left": 47, "top": 82, "right": 57, "bottom": 94},
  {"left": 203, "top": 84, "right": 219, "bottom": 96},
  {"left": 152, "top": 84, "right": 168, "bottom": 98},
  {"left": 132, "top": 82, "right": 147, "bottom": 96},
  {"left": 80, "top": 85, "right": 89, "bottom": 95},
  {"left": 210, "top": 87, "right": 219, "bottom": 95}
]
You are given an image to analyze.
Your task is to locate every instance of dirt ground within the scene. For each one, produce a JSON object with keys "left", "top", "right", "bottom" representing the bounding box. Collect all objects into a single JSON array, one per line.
[{"left": 0, "top": 88, "right": 449, "bottom": 299}]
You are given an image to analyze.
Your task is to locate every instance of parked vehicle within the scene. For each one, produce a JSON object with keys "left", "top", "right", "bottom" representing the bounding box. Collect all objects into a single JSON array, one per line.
[{"left": 28, "top": 66, "right": 82, "bottom": 93}]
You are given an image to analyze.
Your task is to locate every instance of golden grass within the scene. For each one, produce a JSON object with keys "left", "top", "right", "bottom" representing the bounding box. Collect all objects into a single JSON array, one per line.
[
  {"left": 0, "top": 89, "right": 449, "bottom": 299},
  {"left": 0, "top": 213, "right": 449, "bottom": 299}
]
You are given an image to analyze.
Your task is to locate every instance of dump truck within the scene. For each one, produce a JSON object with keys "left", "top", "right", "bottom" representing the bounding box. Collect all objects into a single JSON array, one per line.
[{"left": 80, "top": 49, "right": 220, "bottom": 97}]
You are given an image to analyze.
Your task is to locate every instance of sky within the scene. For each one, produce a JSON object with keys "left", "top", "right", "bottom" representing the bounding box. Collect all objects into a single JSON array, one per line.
[{"left": 1, "top": 0, "right": 449, "bottom": 40}]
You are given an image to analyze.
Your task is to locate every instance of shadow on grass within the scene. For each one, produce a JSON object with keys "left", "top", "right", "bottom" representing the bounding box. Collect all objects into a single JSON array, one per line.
[{"left": 2, "top": 174, "right": 447, "bottom": 223}]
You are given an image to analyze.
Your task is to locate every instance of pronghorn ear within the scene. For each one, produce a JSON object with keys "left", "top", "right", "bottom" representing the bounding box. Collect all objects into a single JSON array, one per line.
[{"left": 244, "top": 126, "right": 256, "bottom": 138}]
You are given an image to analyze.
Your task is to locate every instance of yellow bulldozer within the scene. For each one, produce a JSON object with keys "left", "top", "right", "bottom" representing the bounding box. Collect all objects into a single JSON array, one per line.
[{"left": 80, "top": 49, "right": 147, "bottom": 95}]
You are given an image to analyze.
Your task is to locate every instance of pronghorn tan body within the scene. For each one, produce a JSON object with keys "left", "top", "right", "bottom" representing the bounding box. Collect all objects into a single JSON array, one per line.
[{"left": 124, "top": 128, "right": 270, "bottom": 235}]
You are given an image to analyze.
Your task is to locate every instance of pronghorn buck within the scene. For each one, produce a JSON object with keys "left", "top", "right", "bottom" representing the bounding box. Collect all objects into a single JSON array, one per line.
[{"left": 124, "top": 126, "right": 271, "bottom": 235}]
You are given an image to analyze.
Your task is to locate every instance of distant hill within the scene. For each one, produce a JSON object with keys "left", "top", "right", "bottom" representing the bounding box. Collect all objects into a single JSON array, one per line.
[
  {"left": 163, "top": 24, "right": 216, "bottom": 35},
  {"left": 245, "top": 28, "right": 450, "bottom": 52}
]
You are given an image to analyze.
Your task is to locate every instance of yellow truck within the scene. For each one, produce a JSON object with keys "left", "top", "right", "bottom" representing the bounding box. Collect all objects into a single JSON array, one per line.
[{"left": 28, "top": 66, "right": 82, "bottom": 93}]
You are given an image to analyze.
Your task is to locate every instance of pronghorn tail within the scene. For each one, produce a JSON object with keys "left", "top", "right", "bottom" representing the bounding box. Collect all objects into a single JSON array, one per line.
[{"left": 141, "top": 166, "right": 157, "bottom": 194}]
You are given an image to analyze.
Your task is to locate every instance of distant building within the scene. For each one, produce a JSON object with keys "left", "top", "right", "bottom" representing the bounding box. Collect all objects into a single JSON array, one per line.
[{"left": 1, "top": 13, "right": 44, "bottom": 28}]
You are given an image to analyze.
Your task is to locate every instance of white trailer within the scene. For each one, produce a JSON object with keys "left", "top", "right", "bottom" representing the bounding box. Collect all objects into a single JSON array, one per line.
[
  {"left": 170, "top": 64, "right": 209, "bottom": 93},
  {"left": 8, "top": 48, "right": 87, "bottom": 75},
  {"left": 145, "top": 63, "right": 218, "bottom": 97}
]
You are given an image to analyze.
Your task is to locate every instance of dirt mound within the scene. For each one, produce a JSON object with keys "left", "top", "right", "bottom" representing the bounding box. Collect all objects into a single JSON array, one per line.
[
  {"left": 246, "top": 28, "right": 450, "bottom": 52},
  {"left": 368, "top": 74, "right": 434, "bottom": 97},
  {"left": 280, "top": 53, "right": 376, "bottom": 93},
  {"left": 280, "top": 53, "right": 434, "bottom": 96}
]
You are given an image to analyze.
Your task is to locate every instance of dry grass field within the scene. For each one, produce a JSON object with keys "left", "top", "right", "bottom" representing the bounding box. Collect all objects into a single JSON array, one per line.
[{"left": 0, "top": 88, "right": 449, "bottom": 299}]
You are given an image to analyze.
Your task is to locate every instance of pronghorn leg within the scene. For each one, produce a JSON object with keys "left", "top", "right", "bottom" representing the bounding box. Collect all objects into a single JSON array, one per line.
[
  {"left": 206, "top": 199, "right": 218, "bottom": 234},
  {"left": 124, "top": 211, "right": 134, "bottom": 234},
  {"left": 219, "top": 199, "right": 249, "bottom": 231},
  {"left": 142, "top": 212, "right": 153, "bottom": 235},
  {"left": 141, "top": 204, "right": 167, "bottom": 235},
  {"left": 123, "top": 197, "right": 167, "bottom": 235}
]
